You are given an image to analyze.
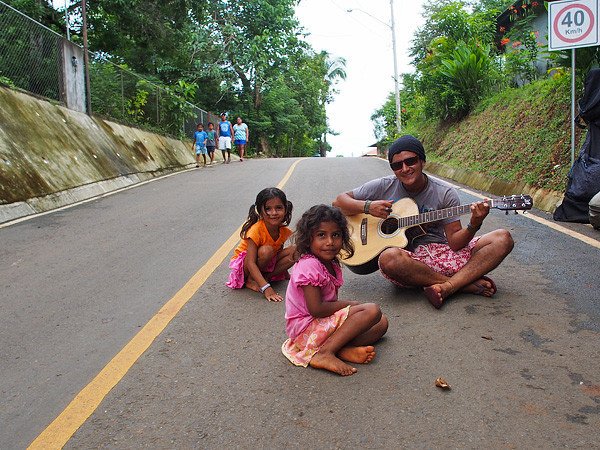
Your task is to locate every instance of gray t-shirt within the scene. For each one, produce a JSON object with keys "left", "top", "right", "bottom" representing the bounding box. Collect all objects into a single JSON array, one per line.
[{"left": 352, "top": 174, "right": 460, "bottom": 250}]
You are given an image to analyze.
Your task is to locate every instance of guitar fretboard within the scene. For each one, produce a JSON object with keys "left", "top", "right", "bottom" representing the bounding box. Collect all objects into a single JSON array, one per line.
[{"left": 398, "top": 200, "right": 499, "bottom": 228}]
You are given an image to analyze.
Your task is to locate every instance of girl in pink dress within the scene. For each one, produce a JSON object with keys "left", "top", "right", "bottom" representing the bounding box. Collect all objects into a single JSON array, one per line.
[
  {"left": 282, "top": 205, "right": 388, "bottom": 376},
  {"left": 227, "top": 187, "right": 296, "bottom": 302}
]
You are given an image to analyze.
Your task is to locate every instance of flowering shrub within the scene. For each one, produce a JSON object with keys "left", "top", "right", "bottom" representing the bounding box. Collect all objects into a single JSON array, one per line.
[
  {"left": 509, "top": 0, "right": 543, "bottom": 21},
  {"left": 504, "top": 30, "right": 541, "bottom": 85}
]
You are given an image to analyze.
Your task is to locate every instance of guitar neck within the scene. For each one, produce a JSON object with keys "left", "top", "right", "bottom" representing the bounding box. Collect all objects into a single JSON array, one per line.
[{"left": 399, "top": 200, "right": 500, "bottom": 228}]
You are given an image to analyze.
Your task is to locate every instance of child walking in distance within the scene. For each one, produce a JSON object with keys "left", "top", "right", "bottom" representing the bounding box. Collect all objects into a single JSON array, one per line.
[
  {"left": 205, "top": 122, "right": 216, "bottom": 165},
  {"left": 192, "top": 123, "right": 208, "bottom": 167},
  {"left": 227, "top": 187, "right": 297, "bottom": 302},
  {"left": 282, "top": 205, "right": 388, "bottom": 376}
]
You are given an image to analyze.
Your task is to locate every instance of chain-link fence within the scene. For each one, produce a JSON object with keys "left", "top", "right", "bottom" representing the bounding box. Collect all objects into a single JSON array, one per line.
[
  {"left": 0, "top": 2, "right": 63, "bottom": 101},
  {"left": 0, "top": 1, "right": 216, "bottom": 139},
  {"left": 88, "top": 55, "right": 220, "bottom": 138}
]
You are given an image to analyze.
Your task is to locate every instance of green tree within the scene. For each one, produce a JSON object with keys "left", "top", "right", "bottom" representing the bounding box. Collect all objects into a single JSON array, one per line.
[
  {"left": 85, "top": 0, "right": 196, "bottom": 79},
  {"left": 371, "top": 73, "right": 421, "bottom": 143},
  {"left": 3, "top": 0, "right": 65, "bottom": 32},
  {"left": 410, "top": 1, "right": 497, "bottom": 65},
  {"left": 6, "top": 0, "right": 344, "bottom": 156}
]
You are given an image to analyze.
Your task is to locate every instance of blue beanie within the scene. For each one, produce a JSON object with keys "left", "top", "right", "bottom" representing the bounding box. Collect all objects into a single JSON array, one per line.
[{"left": 388, "top": 135, "right": 426, "bottom": 163}]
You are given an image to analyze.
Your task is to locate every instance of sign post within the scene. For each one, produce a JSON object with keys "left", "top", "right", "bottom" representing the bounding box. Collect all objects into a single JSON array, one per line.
[{"left": 548, "top": 0, "right": 599, "bottom": 165}]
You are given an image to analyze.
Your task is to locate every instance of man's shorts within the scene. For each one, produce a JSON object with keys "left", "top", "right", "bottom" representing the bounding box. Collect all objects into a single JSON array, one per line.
[
  {"left": 206, "top": 145, "right": 215, "bottom": 153},
  {"left": 195, "top": 145, "right": 207, "bottom": 155},
  {"left": 379, "top": 238, "right": 480, "bottom": 287},
  {"left": 234, "top": 139, "right": 247, "bottom": 146},
  {"left": 218, "top": 136, "right": 232, "bottom": 150}
]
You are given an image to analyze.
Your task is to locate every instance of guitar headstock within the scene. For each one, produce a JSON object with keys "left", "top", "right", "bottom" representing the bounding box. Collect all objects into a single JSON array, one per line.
[{"left": 492, "top": 194, "right": 533, "bottom": 211}]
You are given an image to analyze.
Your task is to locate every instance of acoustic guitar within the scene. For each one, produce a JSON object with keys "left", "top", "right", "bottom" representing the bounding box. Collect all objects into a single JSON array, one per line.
[{"left": 342, "top": 194, "right": 533, "bottom": 274}]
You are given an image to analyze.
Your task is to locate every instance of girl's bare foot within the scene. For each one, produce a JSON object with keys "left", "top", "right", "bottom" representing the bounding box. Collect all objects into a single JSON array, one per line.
[
  {"left": 338, "top": 346, "right": 376, "bottom": 364},
  {"left": 245, "top": 279, "right": 260, "bottom": 292},
  {"left": 309, "top": 352, "right": 357, "bottom": 376}
]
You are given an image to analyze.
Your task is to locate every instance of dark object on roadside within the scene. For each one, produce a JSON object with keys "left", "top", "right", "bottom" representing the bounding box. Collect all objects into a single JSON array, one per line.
[
  {"left": 590, "top": 191, "right": 600, "bottom": 230},
  {"left": 554, "top": 69, "right": 600, "bottom": 223}
]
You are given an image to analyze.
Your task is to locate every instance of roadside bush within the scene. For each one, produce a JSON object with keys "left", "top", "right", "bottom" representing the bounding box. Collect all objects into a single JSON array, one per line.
[{"left": 418, "top": 39, "right": 499, "bottom": 121}]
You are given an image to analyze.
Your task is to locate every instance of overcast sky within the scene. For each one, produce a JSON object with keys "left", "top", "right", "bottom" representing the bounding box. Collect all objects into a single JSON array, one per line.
[{"left": 295, "top": 0, "right": 426, "bottom": 157}]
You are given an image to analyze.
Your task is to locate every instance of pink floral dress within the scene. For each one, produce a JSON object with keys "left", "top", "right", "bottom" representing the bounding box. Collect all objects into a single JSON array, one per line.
[{"left": 281, "top": 254, "right": 350, "bottom": 367}]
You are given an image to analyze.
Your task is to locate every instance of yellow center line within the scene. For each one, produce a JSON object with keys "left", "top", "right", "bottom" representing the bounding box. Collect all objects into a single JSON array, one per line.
[
  {"left": 28, "top": 159, "right": 303, "bottom": 449},
  {"left": 456, "top": 184, "right": 600, "bottom": 250}
]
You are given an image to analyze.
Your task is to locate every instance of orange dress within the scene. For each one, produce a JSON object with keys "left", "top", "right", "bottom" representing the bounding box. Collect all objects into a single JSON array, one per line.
[{"left": 226, "top": 220, "right": 292, "bottom": 289}]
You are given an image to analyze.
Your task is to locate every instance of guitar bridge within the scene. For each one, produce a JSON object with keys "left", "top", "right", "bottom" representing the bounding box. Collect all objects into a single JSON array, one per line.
[{"left": 360, "top": 217, "right": 367, "bottom": 245}]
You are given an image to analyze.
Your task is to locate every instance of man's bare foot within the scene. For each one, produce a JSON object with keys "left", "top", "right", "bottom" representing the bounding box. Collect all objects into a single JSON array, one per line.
[
  {"left": 423, "top": 280, "right": 454, "bottom": 309},
  {"left": 338, "top": 346, "right": 376, "bottom": 364},
  {"left": 309, "top": 352, "right": 357, "bottom": 376},
  {"left": 461, "top": 276, "right": 496, "bottom": 297}
]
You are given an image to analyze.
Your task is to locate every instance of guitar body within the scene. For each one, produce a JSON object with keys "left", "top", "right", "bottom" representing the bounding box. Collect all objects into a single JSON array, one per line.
[{"left": 344, "top": 198, "right": 420, "bottom": 274}]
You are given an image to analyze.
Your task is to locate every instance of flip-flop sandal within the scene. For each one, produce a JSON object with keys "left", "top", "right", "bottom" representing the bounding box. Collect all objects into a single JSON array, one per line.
[
  {"left": 481, "top": 276, "right": 497, "bottom": 295},
  {"left": 472, "top": 276, "right": 497, "bottom": 296}
]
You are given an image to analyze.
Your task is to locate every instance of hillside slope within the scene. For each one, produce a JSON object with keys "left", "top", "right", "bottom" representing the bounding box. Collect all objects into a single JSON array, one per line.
[{"left": 417, "top": 76, "right": 581, "bottom": 195}]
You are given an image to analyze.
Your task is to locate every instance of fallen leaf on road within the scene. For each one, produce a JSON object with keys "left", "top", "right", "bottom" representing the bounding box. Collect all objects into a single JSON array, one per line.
[
  {"left": 435, "top": 377, "right": 451, "bottom": 389},
  {"left": 481, "top": 335, "right": 493, "bottom": 340}
]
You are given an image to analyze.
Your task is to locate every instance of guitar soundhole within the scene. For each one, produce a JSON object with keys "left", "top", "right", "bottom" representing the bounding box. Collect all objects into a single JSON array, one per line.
[{"left": 380, "top": 218, "right": 398, "bottom": 235}]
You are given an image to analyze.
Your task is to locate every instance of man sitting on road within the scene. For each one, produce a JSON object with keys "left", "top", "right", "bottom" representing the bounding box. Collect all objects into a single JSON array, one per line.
[{"left": 332, "top": 135, "right": 514, "bottom": 309}]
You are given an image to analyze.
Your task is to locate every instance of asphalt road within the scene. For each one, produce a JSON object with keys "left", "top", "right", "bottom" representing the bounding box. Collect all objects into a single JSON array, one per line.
[{"left": 1, "top": 157, "right": 599, "bottom": 449}]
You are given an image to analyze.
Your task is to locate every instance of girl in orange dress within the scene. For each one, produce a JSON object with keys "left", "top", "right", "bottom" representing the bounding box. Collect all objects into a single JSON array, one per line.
[{"left": 227, "top": 187, "right": 296, "bottom": 302}]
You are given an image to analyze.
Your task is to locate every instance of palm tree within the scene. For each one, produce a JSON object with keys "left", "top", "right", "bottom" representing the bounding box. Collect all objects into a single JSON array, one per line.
[{"left": 320, "top": 53, "right": 346, "bottom": 156}]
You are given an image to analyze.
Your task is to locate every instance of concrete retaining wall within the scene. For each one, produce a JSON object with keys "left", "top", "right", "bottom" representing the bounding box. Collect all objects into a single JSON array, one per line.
[
  {"left": 0, "top": 86, "right": 204, "bottom": 223},
  {"left": 0, "top": 86, "right": 563, "bottom": 224}
]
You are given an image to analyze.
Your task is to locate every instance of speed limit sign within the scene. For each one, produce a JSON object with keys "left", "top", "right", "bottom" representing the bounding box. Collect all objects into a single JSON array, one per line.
[{"left": 549, "top": 0, "right": 599, "bottom": 50}]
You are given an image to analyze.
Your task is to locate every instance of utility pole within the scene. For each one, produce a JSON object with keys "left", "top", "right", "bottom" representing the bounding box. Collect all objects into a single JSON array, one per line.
[
  {"left": 65, "top": 0, "right": 70, "bottom": 41},
  {"left": 81, "top": 0, "right": 92, "bottom": 115},
  {"left": 348, "top": 2, "right": 402, "bottom": 134},
  {"left": 390, "top": 0, "right": 401, "bottom": 134}
]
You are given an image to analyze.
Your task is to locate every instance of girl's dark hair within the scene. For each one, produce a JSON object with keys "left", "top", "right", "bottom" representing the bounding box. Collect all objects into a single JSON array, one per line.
[
  {"left": 294, "top": 205, "right": 354, "bottom": 260},
  {"left": 240, "top": 187, "right": 293, "bottom": 238}
]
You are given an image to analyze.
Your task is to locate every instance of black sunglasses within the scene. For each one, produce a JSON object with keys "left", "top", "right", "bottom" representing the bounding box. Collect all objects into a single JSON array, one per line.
[{"left": 390, "top": 156, "right": 420, "bottom": 171}]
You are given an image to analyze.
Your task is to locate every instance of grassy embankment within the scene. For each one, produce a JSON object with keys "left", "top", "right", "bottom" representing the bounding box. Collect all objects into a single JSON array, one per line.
[{"left": 414, "top": 75, "right": 581, "bottom": 194}]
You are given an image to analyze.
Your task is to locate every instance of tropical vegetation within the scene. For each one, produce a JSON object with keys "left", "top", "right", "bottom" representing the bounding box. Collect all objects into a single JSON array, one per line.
[
  {"left": 372, "top": 0, "right": 600, "bottom": 143},
  {"left": 2, "top": 0, "right": 345, "bottom": 157},
  {"left": 370, "top": 0, "right": 599, "bottom": 192}
]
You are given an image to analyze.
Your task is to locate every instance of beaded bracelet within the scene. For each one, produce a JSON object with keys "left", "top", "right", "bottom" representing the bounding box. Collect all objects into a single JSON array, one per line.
[
  {"left": 467, "top": 223, "right": 481, "bottom": 233},
  {"left": 364, "top": 200, "right": 372, "bottom": 214}
]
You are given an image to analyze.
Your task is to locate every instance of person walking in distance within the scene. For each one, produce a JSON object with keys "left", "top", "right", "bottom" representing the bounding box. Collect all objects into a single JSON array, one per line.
[
  {"left": 217, "top": 112, "right": 233, "bottom": 163},
  {"left": 205, "top": 122, "right": 217, "bottom": 165},
  {"left": 192, "top": 123, "right": 208, "bottom": 168},
  {"left": 233, "top": 116, "right": 249, "bottom": 162}
]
